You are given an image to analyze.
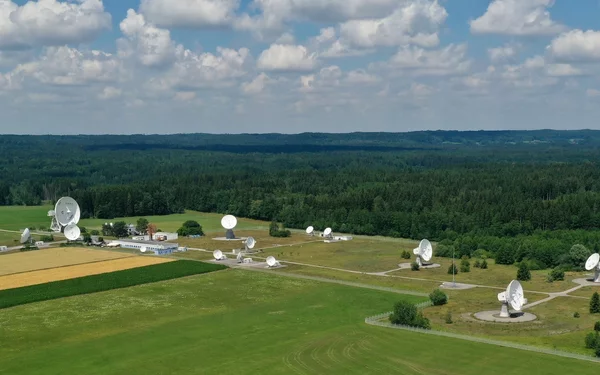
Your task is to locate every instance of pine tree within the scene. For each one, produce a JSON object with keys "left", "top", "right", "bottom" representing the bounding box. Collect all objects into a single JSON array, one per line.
[
  {"left": 481, "top": 259, "right": 488, "bottom": 269},
  {"left": 448, "top": 263, "right": 458, "bottom": 275},
  {"left": 517, "top": 262, "right": 531, "bottom": 281},
  {"left": 591, "top": 292, "right": 600, "bottom": 314}
]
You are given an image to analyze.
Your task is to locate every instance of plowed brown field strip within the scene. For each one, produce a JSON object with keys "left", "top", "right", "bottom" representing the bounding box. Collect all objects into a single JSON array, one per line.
[
  {"left": 0, "top": 256, "right": 174, "bottom": 290},
  {"left": 0, "top": 247, "right": 133, "bottom": 276}
]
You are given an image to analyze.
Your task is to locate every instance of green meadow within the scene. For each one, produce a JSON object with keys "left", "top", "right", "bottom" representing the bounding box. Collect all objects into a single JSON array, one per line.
[{"left": 0, "top": 269, "right": 598, "bottom": 375}]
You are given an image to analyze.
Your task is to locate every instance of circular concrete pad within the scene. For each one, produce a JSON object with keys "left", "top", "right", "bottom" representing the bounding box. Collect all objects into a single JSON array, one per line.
[
  {"left": 397, "top": 263, "right": 441, "bottom": 269},
  {"left": 439, "top": 282, "right": 477, "bottom": 290},
  {"left": 212, "top": 237, "right": 246, "bottom": 241},
  {"left": 473, "top": 310, "right": 537, "bottom": 323}
]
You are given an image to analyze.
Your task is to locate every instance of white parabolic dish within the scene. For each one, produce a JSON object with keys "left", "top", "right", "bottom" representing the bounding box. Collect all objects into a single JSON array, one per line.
[
  {"left": 64, "top": 224, "right": 81, "bottom": 241},
  {"left": 246, "top": 237, "right": 256, "bottom": 249},
  {"left": 221, "top": 215, "right": 237, "bottom": 230},
  {"left": 585, "top": 253, "right": 600, "bottom": 271},
  {"left": 213, "top": 250, "right": 223, "bottom": 260},
  {"left": 500, "top": 280, "right": 525, "bottom": 311},
  {"left": 323, "top": 227, "right": 332, "bottom": 236},
  {"left": 20, "top": 228, "right": 31, "bottom": 244},
  {"left": 266, "top": 256, "right": 278, "bottom": 267},
  {"left": 55, "top": 197, "right": 81, "bottom": 226},
  {"left": 140, "top": 246, "right": 147, "bottom": 253},
  {"left": 306, "top": 226, "right": 314, "bottom": 234}
]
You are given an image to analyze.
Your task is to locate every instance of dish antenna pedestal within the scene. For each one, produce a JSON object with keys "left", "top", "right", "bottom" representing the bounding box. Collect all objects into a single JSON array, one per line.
[
  {"left": 20, "top": 228, "right": 31, "bottom": 245},
  {"left": 497, "top": 280, "right": 527, "bottom": 318},
  {"left": 221, "top": 215, "right": 237, "bottom": 239},
  {"left": 49, "top": 197, "right": 82, "bottom": 240},
  {"left": 323, "top": 227, "right": 333, "bottom": 239},
  {"left": 266, "top": 256, "right": 281, "bottom": 268},
  {"left": 306, "top": 226, "right": 314, "bottom": 236},
  {"left": 245, "top": 237, "right": 256, "bottom": 252},
  {"left": 413, "top": 239, "right": 433, "bottom": 267},
  {"left": 213, "top": 250, "right": 227, "bottom": 261}
]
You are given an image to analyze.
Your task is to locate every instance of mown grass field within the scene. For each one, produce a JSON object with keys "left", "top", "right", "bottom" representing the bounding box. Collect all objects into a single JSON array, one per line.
[
  {"left": 0, "top": 260, "right": 225, "bottom": 309},
  {"left": 0, "top": 269, "right": 598, "bottom": 375}
]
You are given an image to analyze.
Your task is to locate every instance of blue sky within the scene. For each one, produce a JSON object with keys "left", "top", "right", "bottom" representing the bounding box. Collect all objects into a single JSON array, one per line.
[{"left": 1, "top": 0, "right": 600, "bottom": 134}]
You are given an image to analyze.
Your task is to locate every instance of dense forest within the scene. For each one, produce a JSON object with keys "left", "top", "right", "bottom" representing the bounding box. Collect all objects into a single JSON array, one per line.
[{"left": 2, "top": 130, "right": 600, "bottom": 270}]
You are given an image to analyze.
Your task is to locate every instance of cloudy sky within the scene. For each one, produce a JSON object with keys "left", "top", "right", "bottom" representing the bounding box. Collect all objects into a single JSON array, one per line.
[{"left": 1, "top": 0, "right": 600, "bottom": 134}]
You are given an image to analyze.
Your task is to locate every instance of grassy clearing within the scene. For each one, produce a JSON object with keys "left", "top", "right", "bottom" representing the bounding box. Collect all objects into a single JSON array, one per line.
[
  {"left": 0, "top": 231, "right": 48, "bottom": 247},
  {"left": 388, "top": 257, "right": 586, "bottom": 293},
  {"left": 0, "top": 269, "right": 597, "bottom": 375},
  {"left": 567, "top": 285, "right": 600, "bottom": 298},
  {"left": 0, "top": 260, "right": 225, "bottom": 310},
  {"left": 261, "top": 237, "right": 419, "bottom": 273},
  {"left": 0, "top": 205, "right": 52, "bottom": 231},
  {"left": 175, "top": 229, "right": 314, "bottom": 251},
  {"left": 0, "top": 247, "right": 133, "bottom": 276}
]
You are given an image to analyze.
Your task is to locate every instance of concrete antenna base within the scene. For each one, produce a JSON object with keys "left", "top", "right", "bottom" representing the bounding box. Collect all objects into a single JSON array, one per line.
[
  {"left": 595, "top": 269, "right": 600, "bottom": 283},
  {"left": 499, "top": 302, "right": 510, "bottom": 318}
]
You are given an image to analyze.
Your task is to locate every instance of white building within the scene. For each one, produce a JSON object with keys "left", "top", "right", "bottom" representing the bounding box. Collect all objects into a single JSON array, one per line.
[
  {"left": 153, "top": 232, "right": 178, "bottom": 241},
  {"left": 109, "top": 239, "right": 179, "bottom": 255}
]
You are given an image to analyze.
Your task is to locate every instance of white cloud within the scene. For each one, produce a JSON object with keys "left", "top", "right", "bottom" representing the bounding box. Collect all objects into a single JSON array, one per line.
[
  {"left": 235, "top": 0, "right": 400, "bottom": 34},
  {"left": 139, "top": 0, "right": 238, "bottom": 28},
  {"left": 241, "top": 73, "right": 272, "bottom": 94},
  {"left": 488, "top": 44, "right": 519, "bottom": 63},
  {"left": 470, "top": 0, "right": 565, "bottom": 36},
  {"left": 311, "top": 28, "right": 372, "bottom": 58},
  {"left": 403, "top": 82, "right": 436, "bottom": 96},
  {"left": 14, "top": 46, "right": 121, "bottom": 86},
  {"left": 174, "top": 91, "right": 197, "bottom": 101},
  {"left": 160, "top": 46, "right": 250, "bottom": 91},
  {"left": 257, "top": 44, "right": 317, "bottom": 72},
  {"left": 274, "top": 32, "right": 295, "bottom": 44},
  {"left": 545, "top": 63, "right": 582, "bottom": 77},
  {"left": 98, "top": 86, "right": 122, "bottom": 100},
  {"left": 0, "top": 0, "right": 111, "bottom": 50},
  {"left": 118, "top": 9, "right": 177, "bottom": 68},
  {"left": 375, "top": 44, "right": 471, "bottom": 76},
  {"left": 548, "top": 30, "right": 600, "bottom": 62},
  {"left": 338, "top": 0, "right": 447, "bottom": 49},
  {"left": 345, "top": 69, "right": 380, "bottom": 84},
  {"left": 586, "top": 89, "right": 600, "bottom": 97}
]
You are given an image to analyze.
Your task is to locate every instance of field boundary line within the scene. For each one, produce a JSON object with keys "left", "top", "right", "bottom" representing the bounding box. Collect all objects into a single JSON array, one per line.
[{"left": 365, "top": 313, "right": 600, "bottom": 363}]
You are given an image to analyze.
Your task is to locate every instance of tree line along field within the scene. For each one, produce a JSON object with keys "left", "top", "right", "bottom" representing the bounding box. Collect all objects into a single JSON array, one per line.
[{"left": 0, "top": 269, "right": 598, "bottom": 375}]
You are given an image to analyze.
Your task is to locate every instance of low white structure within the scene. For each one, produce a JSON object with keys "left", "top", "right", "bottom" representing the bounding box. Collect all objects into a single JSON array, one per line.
[
  {"left": 0, "top": 246, "right": 8, "bottom": 252},
  {"left": 35, "top": 241, "right": 45, "bottom": 247},
  {"left": 109, "top": 239, "right": 179, "bottom": 255}
]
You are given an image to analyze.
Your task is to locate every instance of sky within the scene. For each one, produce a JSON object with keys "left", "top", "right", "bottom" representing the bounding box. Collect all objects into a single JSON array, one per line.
[{"left": 1, "top": 0, "right": 600, "bottom": 134}]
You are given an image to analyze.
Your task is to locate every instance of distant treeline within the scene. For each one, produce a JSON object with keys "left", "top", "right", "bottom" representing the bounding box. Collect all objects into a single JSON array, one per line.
[{"left": 3, "top": 131, "right": 600, "bottom": 269}]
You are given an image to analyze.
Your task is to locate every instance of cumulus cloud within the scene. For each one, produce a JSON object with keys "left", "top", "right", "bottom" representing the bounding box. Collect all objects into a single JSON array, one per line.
[
  {"left": 98, "top": 86, "right": 122, "bottom": 100},
  {"left": 241, "top": 73, "right": 273, "bottom": 94},
  {"left": 257, "top": 44, "right": 318, "bottom": 72},
  {"left": 139, "top": 0, "right": 238, "bottom": 28},
  {"left": 235, "top": 0, "right": 400, "bottom": 34},
  {"left": 118, "top": 9, "right": 177, "bottom": 68},
  {"left": 470, "top": 0, "right": 565, "bottom": 36},
  {"left": 548, "top": 30, "right": 600, "bottom": 62},
  {"left": 338, "top": 0, "right": 447, "bottom": 49},
  {"left": 0, "top": 0, "right": 111, "bottom": 50},
  {"left": 13, "top": 46, "right": 121, "bottom": 86},
  {"left": 488, "top": 44, "right": 519, "bottom": 63},
  {"left": 374, "top": 44, "right": 471, "bottom": 76}
]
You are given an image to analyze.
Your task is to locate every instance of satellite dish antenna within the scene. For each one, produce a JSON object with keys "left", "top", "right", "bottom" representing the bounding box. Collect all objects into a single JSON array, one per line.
[
  {"left": 110, "top": 222, "right": 114, "bottom": 227},
  {"left": 306, "top": 226, "right": 314, "bottom": 236},
  {"left": 412, "top": 239, "right": 433, "bottom": 267},
  {"left": 245, "top": 237, "right": 256, "bottom": 251},
  {"left": 20, "top": 228, "right": 31, "bottom": 244},
  {"left": 221, "top": 215, "right": 237, "bottom": 239},
  {"left": 213, "top": 250, "right": 227, "bottom": 260},
  {"left": 497, "top": 280, "right": 527, "bottom": 318},
  {"left": 266, "top": 256, "right": 281, "bottom": 268},
  {"left": 323, "top": 227, "right": 332, "bottom": 238},
  {"left": 236, "top": 250, "right": 244, "bottom": 263},
  {"left": 64, "top": 224, "right": 81, "bottom": 241},
  {"left": 585, "top": 253, "right": 600, "bottom": 283},
  {"left": 140, "top": 246, "right": 147, "bottom": 253},
  {"left": 54, "top": 197, "right": 81, "bottom": 226}
]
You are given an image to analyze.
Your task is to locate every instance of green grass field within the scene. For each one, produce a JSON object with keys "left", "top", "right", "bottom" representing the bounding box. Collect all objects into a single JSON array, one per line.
[{"left": 0, "top": 269, "right": 598, "bottom": 375}]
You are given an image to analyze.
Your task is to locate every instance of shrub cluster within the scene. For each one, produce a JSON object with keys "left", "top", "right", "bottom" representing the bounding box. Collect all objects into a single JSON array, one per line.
[
  {"left": 460, "top": 256, "right": 470, "bottom": 273},
  {"left": 269, "top": 221, "right": 291, "bottom": 237},
  {"left": 411, "top": 262, "right": 420, "bottom": 271},
  {"left": 591, "top": 292, "right": 600, "bottom": 314},
  {"left": 429, "top": 289, "right": 448, "bottom": 306},
  {"left": 583, "top": 321, "right": 600, "bottom": 357},
  {"left": 0, "top": 260, "right": 226, "bottom": 310},
  {"left": 517, "top": 262, "right": 531, "bottom": 281},
  {"left": 547, "top": 267, "right": 565, "bottom": 283},
  {"left": 401, "top": 250, "right": 411, "bottom": 259},
  {"left": 447, "top": 263, "right": 458, "bottom": 275},
  {"left": 389, "top": 300, "right": 430, "bottom": 329}
]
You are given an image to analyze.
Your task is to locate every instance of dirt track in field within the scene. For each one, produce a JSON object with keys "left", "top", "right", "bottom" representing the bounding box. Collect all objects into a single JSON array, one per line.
[
  {"left": 0, "top": 247, "right": 134, "bottom": 276},
  {"left": 0, "top": 256, "right": 175, "bottom": 290}
]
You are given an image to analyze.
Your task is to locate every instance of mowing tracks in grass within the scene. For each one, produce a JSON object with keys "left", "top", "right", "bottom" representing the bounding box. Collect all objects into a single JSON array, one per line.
[{"left": 0, "top": 260, "right": 226, "bottom": 309}]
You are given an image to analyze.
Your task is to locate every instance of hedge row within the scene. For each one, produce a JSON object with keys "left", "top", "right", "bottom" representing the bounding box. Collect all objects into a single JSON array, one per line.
[{"left": 0, "top": 260, "right": 227, "bottom": 309}]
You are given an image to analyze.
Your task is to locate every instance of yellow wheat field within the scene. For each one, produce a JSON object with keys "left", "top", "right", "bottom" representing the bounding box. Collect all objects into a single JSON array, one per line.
[
  {"left": 0, "top": 256, "right": 174, "bottom": 290},
  {"left": 0, "top": 247, "right": 135, "bottom": 276}
]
